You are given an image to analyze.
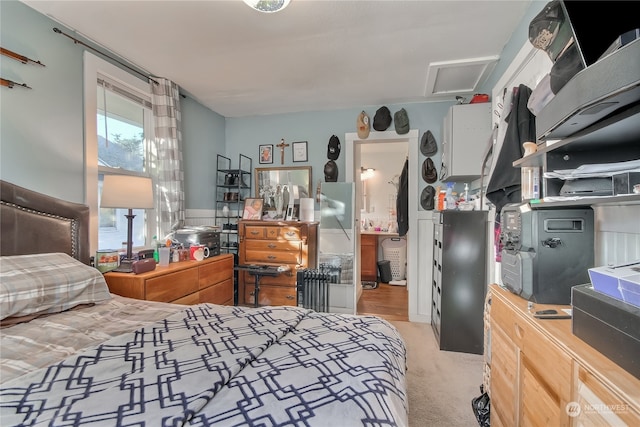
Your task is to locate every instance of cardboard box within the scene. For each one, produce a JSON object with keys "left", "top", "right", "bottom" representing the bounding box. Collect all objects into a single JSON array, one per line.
[{"left": 588, "top": 263, "right": 640, "bottom": 301}]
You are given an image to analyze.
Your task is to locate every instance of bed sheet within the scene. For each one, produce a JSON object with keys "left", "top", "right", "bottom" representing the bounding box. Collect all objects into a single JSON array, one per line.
[
  {"left": 0, "top": 303, "right": 407, "bottom": 426},
  {"left": 0, "top": 294, "right": 182, "bottom": 384}
]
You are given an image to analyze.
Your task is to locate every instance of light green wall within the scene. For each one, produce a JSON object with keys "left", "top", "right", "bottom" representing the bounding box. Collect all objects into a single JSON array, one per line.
[{"left": 1, "top": 0, "right": 545, "bottom": 208}]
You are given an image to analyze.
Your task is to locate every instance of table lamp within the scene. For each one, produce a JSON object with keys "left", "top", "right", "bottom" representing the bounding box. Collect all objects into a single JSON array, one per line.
[{"left": 100, "top": 175, "right": 154, "bottom": 273}]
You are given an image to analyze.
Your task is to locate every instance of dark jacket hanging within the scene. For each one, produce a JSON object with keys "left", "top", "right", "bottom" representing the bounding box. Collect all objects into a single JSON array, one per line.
[
  {"left": 397, "top": 158, "right": 409, "bottom": 236},
  {"left": 486, "top": 84, "right": 536, "bottom": 213}
]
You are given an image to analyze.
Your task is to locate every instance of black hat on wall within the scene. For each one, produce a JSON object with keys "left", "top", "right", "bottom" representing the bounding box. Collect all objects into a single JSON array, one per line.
[
  {"left": 421, "top": 185, "right": 436, "bottom": 210},
  {"left": 324, "top": 160, "right": 338, "bottom": 182},
  {"left": 420, "top": 130, "right": 438, "bottom": 156},
  {"left": 422, "top": 158, "right": 437, "bottom": 183},
  {"left": 373, "top": 106, "right": 392, "bottom": 131},
  {"left": 327, "top": 135, "right": 341, "bottom": 160}
]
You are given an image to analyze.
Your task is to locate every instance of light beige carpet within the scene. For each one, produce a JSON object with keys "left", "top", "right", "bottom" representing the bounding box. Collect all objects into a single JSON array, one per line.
[{"left": 390, "top": 321, "right": 484, "bottom": 427}]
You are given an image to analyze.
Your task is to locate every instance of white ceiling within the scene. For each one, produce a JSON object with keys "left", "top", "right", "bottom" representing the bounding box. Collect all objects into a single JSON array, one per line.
[{"left": 22, "top": 0, "right": 533, "bottom": 118}]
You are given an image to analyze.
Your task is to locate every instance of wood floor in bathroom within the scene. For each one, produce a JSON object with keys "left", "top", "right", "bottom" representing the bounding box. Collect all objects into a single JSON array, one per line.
[{"left": 357, "top": 282, "right": 408, "bottom": 321}]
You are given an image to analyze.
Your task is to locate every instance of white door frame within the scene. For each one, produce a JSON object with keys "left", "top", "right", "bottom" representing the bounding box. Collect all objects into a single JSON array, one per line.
[{"left": 346, "top": 129, "right": 428, "bottom": 322}]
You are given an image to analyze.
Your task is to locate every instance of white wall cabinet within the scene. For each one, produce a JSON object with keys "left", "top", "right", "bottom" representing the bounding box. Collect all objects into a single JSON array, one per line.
[{"left": 441, "top": 103, "right": 491, "bottom": 183}]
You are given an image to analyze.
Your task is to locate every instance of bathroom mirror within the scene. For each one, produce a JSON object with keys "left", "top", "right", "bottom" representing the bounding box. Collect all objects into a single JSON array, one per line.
[{"left": 255, "top": 166, "right": 312, "bottom": 204}]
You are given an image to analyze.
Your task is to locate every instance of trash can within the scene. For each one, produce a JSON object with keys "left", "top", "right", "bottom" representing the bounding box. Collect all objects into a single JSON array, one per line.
[
  {"left": 377, "top": 260, "right": 393, "bottom": 283},
  {"left": 381, "top": 238, "right": 407, "bottom": 280}
]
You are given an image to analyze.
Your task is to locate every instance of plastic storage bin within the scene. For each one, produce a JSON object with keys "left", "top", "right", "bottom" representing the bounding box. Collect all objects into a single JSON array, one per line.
[
  {"left": 381, "top": 238, "right": 407, "bottom": 280},
  {"left": 377, "top": 260, "right": 393, "bottom": 283}
]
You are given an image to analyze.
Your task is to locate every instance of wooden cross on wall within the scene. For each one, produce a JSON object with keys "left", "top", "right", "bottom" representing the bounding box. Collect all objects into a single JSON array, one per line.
[{"left": 276, "top": 138, "right": 289, "bottom": 165}]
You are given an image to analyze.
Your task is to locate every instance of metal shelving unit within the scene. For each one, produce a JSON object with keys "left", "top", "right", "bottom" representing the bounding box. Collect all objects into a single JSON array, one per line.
[{"left": 215, "top": 154, "right": 252, "bottom": 253}]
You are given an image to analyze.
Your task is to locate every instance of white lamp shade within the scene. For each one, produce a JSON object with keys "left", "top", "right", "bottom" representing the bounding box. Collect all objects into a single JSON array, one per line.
[
  {"left": 243, "top": 0, "right": 290, "bottom": 13},
  {"left": 101, "top": 175, "right": 154, "bottom": 209}
]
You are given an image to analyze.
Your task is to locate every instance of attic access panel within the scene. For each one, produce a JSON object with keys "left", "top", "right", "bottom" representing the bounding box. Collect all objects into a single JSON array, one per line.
[{"left": 424, "top": 56, "right": 498, "bottom": 100}]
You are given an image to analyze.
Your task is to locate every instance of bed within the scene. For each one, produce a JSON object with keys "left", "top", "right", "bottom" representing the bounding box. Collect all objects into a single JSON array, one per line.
[{"left": 0, "top": 180, "right": 408, "bottom": 426}]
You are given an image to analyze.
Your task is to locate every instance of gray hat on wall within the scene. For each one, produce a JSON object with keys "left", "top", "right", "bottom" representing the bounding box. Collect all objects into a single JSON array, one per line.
[
  {"left": 394, "top": 108, "right": 409, "bottom": 134},
  {"left": 420, "top": 130, "right": 438, "bottom": 156}
]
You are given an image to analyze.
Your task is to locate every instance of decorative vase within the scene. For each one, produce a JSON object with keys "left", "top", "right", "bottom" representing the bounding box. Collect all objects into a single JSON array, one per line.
[{"left": 274, "top": 185, "right": 284, "bottom": 218}]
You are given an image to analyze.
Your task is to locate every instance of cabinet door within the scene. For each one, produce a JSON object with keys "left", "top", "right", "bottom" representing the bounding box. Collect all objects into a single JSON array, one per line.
[
  {"left": 360, "top": 234, "right": 378, "bottom": 281},
  {"left": 520, "top": 316, "right": 572, "bottom": 426},
  {"left": 441, "top": 103, "right": 491, "bottom": 181},
  {"left": 575, "top": 366, "right": 640, "bottom": 426},
  {"left": 490, "top": 322, "right": 519, "bottom": 427}
]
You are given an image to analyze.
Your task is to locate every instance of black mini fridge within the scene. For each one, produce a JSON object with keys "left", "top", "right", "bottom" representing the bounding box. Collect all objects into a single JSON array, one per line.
[{"left": 431, "top": 211, "right": 488, "bottom": 354}]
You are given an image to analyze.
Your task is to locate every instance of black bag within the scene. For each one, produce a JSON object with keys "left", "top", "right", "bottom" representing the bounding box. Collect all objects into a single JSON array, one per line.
[{"left": 471, "top": 385, "right": 490, "bottom": 427}]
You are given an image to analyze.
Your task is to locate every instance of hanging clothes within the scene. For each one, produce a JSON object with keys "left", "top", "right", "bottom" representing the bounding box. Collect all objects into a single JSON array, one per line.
[
  {"left": 397, "top": 158, "right": 409, "bottom": 236},
  {"left": 486, "top": 84, "right": 536, "bottom": 213}
]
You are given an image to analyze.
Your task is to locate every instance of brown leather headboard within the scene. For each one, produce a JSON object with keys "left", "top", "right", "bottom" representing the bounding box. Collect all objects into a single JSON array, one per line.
[{"left": 0, "top": 180, "right": 90, "bottom": 265}]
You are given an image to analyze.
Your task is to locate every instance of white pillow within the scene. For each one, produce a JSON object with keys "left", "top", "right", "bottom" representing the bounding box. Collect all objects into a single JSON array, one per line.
[{"left": 0, "top": 253, "right": 112, "bottom": 320}]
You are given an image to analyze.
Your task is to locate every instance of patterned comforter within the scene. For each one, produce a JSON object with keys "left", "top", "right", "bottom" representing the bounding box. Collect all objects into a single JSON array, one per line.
[{"left": 0, "top": 303, "right": 407, "bottom": 426}]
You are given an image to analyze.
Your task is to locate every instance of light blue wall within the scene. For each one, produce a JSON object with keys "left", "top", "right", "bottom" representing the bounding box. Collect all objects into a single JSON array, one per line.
[
  {"left": 181, "top": 96, "right": 226, "bottom": 209},
  {"left": 1, "top": 0, "right": 546, "bottom": 208},
  {"left": 0, "top": 0, "right": 225, "bottom": 207},
  {"left": 224, "top": 102, "right": 453, "bottom": 202}
]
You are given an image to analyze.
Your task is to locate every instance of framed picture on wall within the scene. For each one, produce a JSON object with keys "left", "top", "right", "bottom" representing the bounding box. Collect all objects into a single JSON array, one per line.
[
  {"left": 292, "top": 141, "right": 308, "bottom": 162},
  {"left": 259, "top": 144, "right": 273, "bottom": 164},
  {"left": 242, "top": 198, "right": 264, "bottom": 220}
]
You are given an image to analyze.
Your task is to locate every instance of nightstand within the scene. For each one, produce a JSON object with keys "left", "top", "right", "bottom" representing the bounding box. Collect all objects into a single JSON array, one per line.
[{"left": 104, "top": 253, "right": 234, "bottom": 305}]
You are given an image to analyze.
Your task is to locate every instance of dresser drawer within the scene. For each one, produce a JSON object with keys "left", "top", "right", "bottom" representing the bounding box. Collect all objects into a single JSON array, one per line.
[
  {"left": 244, "top": 249, "right": 301, "bottom": 264},
  {"left": 198, "top": 254, "right": 234, "bottom": 290},
  {"left": 146, "top": 268, "right": 199, "bottom": 302},
  {"left": 279, "top": 227, "right": 302, "bottom": 240},
  {"left": 245, "top": 284, "right": 298, "bottom": 307},
  {"left": 172, "top": 291, "right": 200, "bottom": 305},
  {"left": 244, "top": 239, "right": 302, "bottom": 252},
  {"left": 244, "top": 225, "right": 267, "bottom": 239},
  {"left": 200, "top": 278, "right": 234, "bottom": 305},
  {"left": 240, "top": 270, "right": 296, "bottom": 286},
  {"left": 491, "top": 293, "right": 520, "bottom": 345}
]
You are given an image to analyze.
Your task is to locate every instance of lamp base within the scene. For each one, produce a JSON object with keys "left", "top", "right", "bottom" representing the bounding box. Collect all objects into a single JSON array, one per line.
[{"left": 112, "top": 259, "right": 134, "bottom": 273}]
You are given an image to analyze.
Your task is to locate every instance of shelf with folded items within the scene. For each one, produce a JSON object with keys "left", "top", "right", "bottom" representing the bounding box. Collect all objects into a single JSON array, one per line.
[{"left": 513, "top": 103, "right": 640, "bottom": 208}]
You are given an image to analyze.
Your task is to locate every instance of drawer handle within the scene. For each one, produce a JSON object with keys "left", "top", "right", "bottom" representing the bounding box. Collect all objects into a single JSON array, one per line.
[
  {"left": 514, "top": 323, "right": 524, "bottom": 340},
  {"left": 249, "top": 291, "right": 255, "bottom": 296},
  {"left": 267, "top": 255, "right": 276, "bottom": 260},
  {"left": 286, "top": 295, "right": 295, "bottom": 300},
  {"left": 285, "top": 231, "right": 296, "bottom": 237},
  {"left": 250, "top": 231, "right": 260, "bottom": 235},
  {"left": 267, "top": 243, "right": 277, "bottom": 249}
]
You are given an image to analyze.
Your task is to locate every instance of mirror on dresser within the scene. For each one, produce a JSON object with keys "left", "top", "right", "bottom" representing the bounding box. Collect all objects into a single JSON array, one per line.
[{"left": 255, "top": 166, "right": 312, "bottom": 213}]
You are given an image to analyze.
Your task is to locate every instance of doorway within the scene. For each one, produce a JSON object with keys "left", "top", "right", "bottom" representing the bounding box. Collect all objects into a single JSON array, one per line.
[{"left": 345, "top": 130, "right": 420, "bottom": 322}]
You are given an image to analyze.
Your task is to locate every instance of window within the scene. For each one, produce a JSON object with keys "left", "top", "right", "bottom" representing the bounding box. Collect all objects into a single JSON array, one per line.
[{"left": 84, "top": 53, "right": 156, "bottom": 254}]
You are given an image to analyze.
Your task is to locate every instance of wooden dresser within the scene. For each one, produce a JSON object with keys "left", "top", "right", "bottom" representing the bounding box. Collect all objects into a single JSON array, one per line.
[
  {"left": 238, "top": 220, "right": 318, "bottom": 307},
  {"left": 488, "top": 284, "right": 639, "bottom": 427},
  {"left": 360, "top": 233, "right": 378, "bottom": 282},
  {"left": 104, "top": 253, "right": 234, "bottom": 305}
]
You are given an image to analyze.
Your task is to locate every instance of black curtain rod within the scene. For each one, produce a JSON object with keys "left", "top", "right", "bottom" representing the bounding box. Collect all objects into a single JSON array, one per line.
[{"left": 53, "top": 27, "right": 159, "bottom": 85}]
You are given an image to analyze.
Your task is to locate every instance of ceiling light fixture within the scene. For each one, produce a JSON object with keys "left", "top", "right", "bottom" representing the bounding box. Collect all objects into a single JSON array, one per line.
[{"left": 243, "top": 0, "right": 291, "bottom": 13}]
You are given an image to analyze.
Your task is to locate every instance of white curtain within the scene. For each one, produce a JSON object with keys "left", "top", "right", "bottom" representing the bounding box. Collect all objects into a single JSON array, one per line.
[{"left": 150, "top": 78, "right": 185, "bottom": 239}]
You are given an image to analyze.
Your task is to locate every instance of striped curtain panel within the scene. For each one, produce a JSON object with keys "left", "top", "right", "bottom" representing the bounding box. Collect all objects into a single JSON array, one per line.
[{"left": 150, "top": 78, "right": 185, "bottom": 239}]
